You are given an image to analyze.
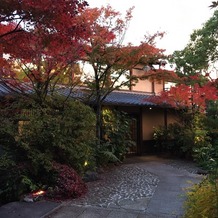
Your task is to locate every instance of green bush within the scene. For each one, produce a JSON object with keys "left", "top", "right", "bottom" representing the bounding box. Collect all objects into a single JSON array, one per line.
[
  {"left": 153, "top": 125, "right": 172, "bottom": 152},
  {"left": 153, "top": 112, "right": 211, "bottom": 158},
  {"left": 153, "top": 123, "right": 187, "bottom": 155},
  {"left": 0, "top": 96, "right": 96, "bottom": 203},
  {"left": 184, "top": 102, "right": 218, "bottom": 218},
  {"left": 17, "top": 99, "right": 96, "bottom": 173},
  {"left": 96, "top": 109, "right": 135, "bottom": 165},
  {"left": 0, "top": 154, "right": 38, "bottom": 203},
  {"left": 192, "top": 103, "right": 218, "bottom": 177}
]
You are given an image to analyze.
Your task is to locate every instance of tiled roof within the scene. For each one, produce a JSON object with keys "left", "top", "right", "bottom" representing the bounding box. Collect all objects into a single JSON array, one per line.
[
  {"left": 103, "top": 90, "right": 156, "bottom": 106},
  {"left": 0, "top": 81, "right": 32, "bottom": 96},
  {"left": 0, "top": 83, "right": 12, "bottom": 96},
  {"left": 0, "top": 82, "right": 158, "bottom": 107},
  {"left": 57, "top": 86, "right": 88, "bottom": 100},
  {"left": 57, "top": 86, "right": 157, "bottom": 106}
]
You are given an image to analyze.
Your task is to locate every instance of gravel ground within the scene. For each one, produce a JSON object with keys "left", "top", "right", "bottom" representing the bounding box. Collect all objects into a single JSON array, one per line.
[{"left": 166, "top": 159, "right": 206, "bottom": 174}]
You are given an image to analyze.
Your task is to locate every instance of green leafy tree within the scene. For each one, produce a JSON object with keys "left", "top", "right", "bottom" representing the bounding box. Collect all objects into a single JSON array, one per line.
[
  {"left": 171, "top": 9, "right": 218, "bottom": 78},
  {"left": 169, "top": 5, "right": 218, "bottom": 217}
]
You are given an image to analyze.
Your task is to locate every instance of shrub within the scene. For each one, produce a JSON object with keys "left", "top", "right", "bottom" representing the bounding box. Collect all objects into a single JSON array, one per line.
[
  {"left": 18, "top": 98, "right": 96, "bottom": 173},
  {"left": 153, "top": 112, "right": 212, "bottom": 158},
  {"left": 184, "top": 102, "right": 218, "bottom": 218},
  {"left": 0, "top": 154, "right": 38, "bottom": 203},
  {"left": 184, "top": 179, "right": 218, "bottom": 218},
  {"left": 153, "top": 124, "right": 185, "bottom": 155},
  {"left": 46, "top": 162, "right": 87, "bottom": 200},
  {"left": 96, "top": 109, "right": 135, "bottom": 165},
  {"left": 153, "top": 125, "right": 171, "bottom": 152},
  {"left": 0, "top": 96, "right": 96, "bottom": 203}
]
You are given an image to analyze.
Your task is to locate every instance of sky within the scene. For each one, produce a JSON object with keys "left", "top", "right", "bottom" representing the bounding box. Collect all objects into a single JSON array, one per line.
[{"left": 87, "top": 0, "right": 215, "bottom": 54}]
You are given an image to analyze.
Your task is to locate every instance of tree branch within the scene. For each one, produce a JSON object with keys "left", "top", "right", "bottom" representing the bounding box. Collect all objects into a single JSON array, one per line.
[{"left": 0, "top": 19, "right": 24, "bottom": 39}]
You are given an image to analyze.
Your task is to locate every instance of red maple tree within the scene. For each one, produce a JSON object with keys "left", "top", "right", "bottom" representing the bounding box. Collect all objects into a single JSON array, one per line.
[
  {"left": 0, "top": 0, "right": 88, "bottom": 38},
  {"left": 78, "top": 5, "right": 167, "bottom": 142},
  {"left": 149, "top": 74, "right": 218, "bottom": 112},
  {"left": 0, "top": 0, "right": 91, "bottom": 103}
]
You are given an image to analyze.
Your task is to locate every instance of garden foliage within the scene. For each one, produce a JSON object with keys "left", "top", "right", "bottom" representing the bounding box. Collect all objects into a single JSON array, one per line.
[
  {"left": 153, "top": 103, "right": 218, "bottom": 217},
  {"left": 48, "top": 162, "right": 88, "bottom": 200},
  {"left": 184, "top": 179, "right": 218, "bottom": 218},
  {"left": 153, "top": 111, "right": 211, "bottom": 158},
  {"left": 95, "top": 109, "right": 135, "bottom": 165},
  {"left": 0, "top": 96, "right": 95, "bottom": 203}
]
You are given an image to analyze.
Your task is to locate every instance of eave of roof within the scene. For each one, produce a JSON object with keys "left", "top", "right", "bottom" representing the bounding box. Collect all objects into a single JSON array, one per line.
[
  {"left": 103, "top": 90, "right": 156, "bottom": 106},
  {"left": 0, "top": 82, "right": 166, "bottom": 108}
]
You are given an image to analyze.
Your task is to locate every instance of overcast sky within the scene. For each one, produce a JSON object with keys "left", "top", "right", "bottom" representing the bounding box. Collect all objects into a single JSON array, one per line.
[{"left": 87, "top": 0, "right": 215, "bottom": 54}]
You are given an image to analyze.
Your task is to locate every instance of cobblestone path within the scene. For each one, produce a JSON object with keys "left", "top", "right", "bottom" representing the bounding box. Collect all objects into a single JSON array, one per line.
[
  {"left": 71, "top": 164, "right": 159, "bottom": 209},
  {"left": 46, "top": 156, "right": 204, "bottom": 218}
]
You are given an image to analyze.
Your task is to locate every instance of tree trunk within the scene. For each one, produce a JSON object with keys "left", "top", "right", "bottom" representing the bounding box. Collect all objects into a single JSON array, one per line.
[{"left": 95, "top": 98, "right": 102, "bottom": 146}]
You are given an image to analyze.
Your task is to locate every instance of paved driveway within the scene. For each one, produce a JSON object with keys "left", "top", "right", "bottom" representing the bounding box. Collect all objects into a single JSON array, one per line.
[
  {"left": 0, "top": 155, "right": 204, "bottom": 218},
  {"left": 47, "top": 155, "right": 204, "bottom": 218}
]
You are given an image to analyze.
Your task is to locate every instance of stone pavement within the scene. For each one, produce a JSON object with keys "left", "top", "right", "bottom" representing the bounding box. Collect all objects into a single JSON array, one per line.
[
  {"left": 70, "top": 163, "right": 159, "bottom": 209},
  {"left": 0, "top": 201, "right": 61, "bottom": 218},
  {"left": 0, "top": 155, "right": 204, "bottom": 218}
]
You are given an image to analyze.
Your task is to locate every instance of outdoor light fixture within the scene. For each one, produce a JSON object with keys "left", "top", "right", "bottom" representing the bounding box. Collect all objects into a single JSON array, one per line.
[{"left": 32, "top": 190, "right": 45, "bottom": 197}]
